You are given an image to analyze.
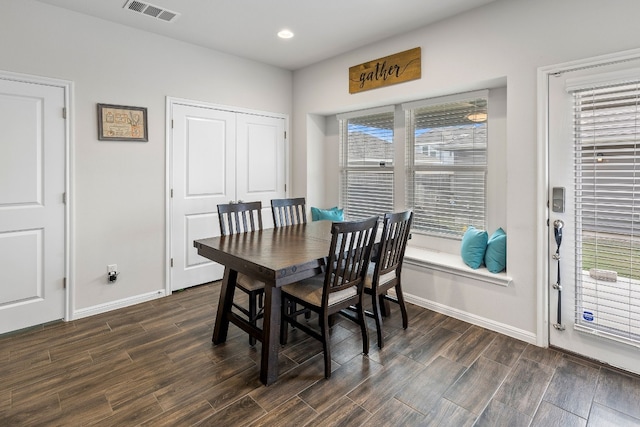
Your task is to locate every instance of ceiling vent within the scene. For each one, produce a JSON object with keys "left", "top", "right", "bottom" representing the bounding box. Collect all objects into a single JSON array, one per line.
[{"left": 123, "top": 0, "right": 180, "bottom": 23}]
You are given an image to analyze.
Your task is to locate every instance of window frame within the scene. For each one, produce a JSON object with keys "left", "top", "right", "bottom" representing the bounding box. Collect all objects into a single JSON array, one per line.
[
  {"left": 404, "top": 90, "right": 489, "bottom": 239},
  {"left": 335, "top": 88, "right": 502, "bottom": 250},
  {"left": 337, "top": 106, "right": 396, "bottom": 221}
]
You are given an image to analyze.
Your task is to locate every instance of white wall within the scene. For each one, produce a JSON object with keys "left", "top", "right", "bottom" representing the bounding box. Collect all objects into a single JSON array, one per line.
[
  {"left": 291, "top": 0, "right": 640, "bottom": 339},
  {"left": 0, "top": 0, "right": 292, "bottom": 313}
]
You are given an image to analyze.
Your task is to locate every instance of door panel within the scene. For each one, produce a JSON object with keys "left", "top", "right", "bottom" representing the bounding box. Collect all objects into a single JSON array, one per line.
[
  {"left": 548, "top": 59, "right": 640, "bottom": 375},
  {"left": 0, "top": 78, "right": 65, "bottom": 334},
  {"left": 236, "top": 113, "right": 285, "bottom": 228},
  {"left": 171, "top": 105, "right": 235, "bottom": 291}
]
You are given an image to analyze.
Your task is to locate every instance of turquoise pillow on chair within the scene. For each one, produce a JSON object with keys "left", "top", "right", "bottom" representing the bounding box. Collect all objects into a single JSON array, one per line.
[
  {"left": 460, "top": 226, "right": 488, "bottom": 269},
  {"left": 485, "top": 228, "right": 507, "bottom": 273},
  {"left": 311, "top": 206, "right": 344, "bottom": 221}
]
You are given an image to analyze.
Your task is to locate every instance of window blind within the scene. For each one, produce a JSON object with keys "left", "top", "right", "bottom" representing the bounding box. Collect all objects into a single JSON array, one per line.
[
  {"left": 573, "top": 81, "right": 640, "bottom": 344},
  {"left": 406, "top": 95, "right": 487, "bottom": 238},
  {"left": 339, "top": 111, "right": 394, "bottom": 220}
]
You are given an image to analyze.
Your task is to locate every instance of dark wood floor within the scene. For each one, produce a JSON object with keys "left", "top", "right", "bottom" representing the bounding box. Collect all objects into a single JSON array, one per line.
[{"left": 2, "top": 282, "right": 640, "bottom": 426}]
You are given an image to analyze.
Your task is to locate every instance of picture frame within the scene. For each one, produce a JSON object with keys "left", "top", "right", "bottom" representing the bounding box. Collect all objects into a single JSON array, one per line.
[{"left": 97, "top": 103, "right": 148, "bottom": 141}]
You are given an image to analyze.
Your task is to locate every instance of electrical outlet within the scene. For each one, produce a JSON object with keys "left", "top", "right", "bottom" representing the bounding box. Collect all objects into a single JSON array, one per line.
[{"left": 107, "top": 264, "right": 118, "bottom": 283}]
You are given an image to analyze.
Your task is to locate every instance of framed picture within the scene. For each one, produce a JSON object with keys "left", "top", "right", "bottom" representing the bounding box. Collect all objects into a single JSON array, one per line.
[{"left": 97, "top": 103, "right": 148, "bottom": 141}]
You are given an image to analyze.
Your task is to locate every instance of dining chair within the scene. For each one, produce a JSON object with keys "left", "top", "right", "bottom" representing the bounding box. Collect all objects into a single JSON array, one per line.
[
  {"left": 271, "top": 197, "right": 307, "bottom": 227},
  {"left": 279, "top": 216, "right": 379, "bottom": 379},
  {"left": 217, "top": 201, "right": 265, "bottom": 346},
  {"left": 364, "top": 210, "right": 413, "bottom": 348}
]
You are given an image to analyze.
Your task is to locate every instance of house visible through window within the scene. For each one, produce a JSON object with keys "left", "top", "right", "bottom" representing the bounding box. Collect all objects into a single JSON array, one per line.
[
  {"left": 404, "top": 90, "right": 488, "bottom": 238},
  {"left": 338, "top": 107, "right": 395, "bottom": 221},
  {"left": 337, "top": 90, "right": 493, "bottom": 243}
]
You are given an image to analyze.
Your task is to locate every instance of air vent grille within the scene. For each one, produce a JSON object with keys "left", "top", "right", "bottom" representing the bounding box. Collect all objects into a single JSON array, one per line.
[{"left": 123, "top": 0, "right": 180, "bottom": 23}]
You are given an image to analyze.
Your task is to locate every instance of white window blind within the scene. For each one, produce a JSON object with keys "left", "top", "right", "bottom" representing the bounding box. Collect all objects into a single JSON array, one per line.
[
  {"left": 405, "top": 93, "right": 487, "bottom": 238},
  {"left": 339, "top": 110, "right": 394, "bottom": 221},
  {"left": 573, "top": 81, "right": 640, "bottom": 343}
]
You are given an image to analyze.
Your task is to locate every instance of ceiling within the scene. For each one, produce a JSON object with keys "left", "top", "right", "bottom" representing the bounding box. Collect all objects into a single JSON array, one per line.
[{"left": 35, "top": 0, "right": 497, "bottom": 70}]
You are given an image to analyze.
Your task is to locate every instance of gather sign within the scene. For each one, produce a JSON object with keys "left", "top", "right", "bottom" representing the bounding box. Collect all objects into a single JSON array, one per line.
[{"left": 349, "top": 47, "right": 421, "bottom": 94}]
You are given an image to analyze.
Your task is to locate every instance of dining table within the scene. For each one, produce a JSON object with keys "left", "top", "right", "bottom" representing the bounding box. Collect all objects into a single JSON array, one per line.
[{"left": 193, "top": 220, "right": 335, "bottom": 386}]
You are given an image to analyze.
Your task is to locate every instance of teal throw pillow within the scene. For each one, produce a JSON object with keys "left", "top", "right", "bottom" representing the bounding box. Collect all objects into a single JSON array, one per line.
[
  {"left": 485, "top": 228, "right": 507, "bottom": 273},
  {"left": 460, "top": 226, "right": 488, "bottom": 269},
  {"left": 311, "top": 206, "right": 344, "bottom": 222}
]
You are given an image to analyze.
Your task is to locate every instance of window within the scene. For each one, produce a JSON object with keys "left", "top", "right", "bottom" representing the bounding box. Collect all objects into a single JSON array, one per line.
[
  {"left": 405, "top": 90, "right": 488, "bottom": 238},
  {"left": 571, "top": 79, "right": 640, "bottom": 341},
  {"left": 338, "top": 107, "right": 395, "bottom": 221}
]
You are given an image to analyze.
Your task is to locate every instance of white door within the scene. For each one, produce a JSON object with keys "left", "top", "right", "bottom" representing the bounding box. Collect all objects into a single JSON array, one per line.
[
  {"left": 0, "top": 77, "right": 66, "bottom": 334},
  {"left": 170, "top": 103, "right": 287, "bottom": 291},
  {"left": 170, "top": 104, "right": 235, "bottom": 291},
  {"left": 548, "top": 58, "right": 640, "bottom": 375},
  {"left": 236, "top": 113, "right": 286, "bottom": 227}
]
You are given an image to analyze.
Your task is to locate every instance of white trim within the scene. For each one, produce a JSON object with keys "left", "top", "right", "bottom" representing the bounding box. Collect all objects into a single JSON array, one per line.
[
  {"left": 167, "top": 96, "right": 289, "bottom": 120},
  {"left": 401, "top": 89, "right": 489, "bottom": 111},
  {"left": 165, "top": 96, "right": 290, "bottom": 295},
  {"left": 404, "top": 246, "right": 511, "bottom": 287},
  {"left": 336, "top": 105, "right": 395, "bottom": 120},
  {"left": 72, "top": 290, "right": 166, "bottom": 320},
  {"left": 403, "top": 291, "right": 537, "bottom": 344},
  {"left": 536, "top": 47, "right": 640, "bottom": 349},
  {"left": 0, "top": 70, "right": 74, "bottom": 323}
]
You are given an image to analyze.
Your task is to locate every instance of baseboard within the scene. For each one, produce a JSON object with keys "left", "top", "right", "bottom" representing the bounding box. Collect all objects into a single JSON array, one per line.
[
  {"left": 71, "top": 289, "right": 166, "bottom": 320},
  {"left": 402, "top": 291, "right": 538, "bottom": 345}
]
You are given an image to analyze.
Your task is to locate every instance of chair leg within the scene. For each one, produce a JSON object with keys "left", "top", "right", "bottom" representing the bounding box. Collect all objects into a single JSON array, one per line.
[
  {"left": 395, "top": 285, "right": 408, "bottom": 330},
  {"left": 371, "top": 291, "right": 384, "bottom": 348},
  {"left": 357, "top": 300, "right": 370, "bottom": 355},
  {"left": 280, "top": 297, "right": 289, "bottom": 346},
  {"left": 320, "top": 312, "right": 332, "bottom": 379},
  {"left": 249, "top": 292, "right": 257, "bottom": 346}
]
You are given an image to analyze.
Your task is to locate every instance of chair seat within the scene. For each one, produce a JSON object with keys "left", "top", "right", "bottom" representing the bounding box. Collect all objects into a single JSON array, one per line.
[
  {"left": 236, "top": 273, "right": 265, "bottom": 292},
  {"left": 364, "top": 266, "right": 396, "bottom": 289},
  {"left": 282, "top": 276, "right": 357, "bottom": 307}
]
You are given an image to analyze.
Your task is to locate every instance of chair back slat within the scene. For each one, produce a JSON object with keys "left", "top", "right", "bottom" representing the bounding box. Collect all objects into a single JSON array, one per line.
[
  {"left": 375, "top": 210, "right": 413, "bottom": 280},
  {"left": 217, "top": 201, "right": 263, "bottom": 236},
  {"left": 271, "top": 197, "right": 307, "bottom": 227},
  {"left": 324, "top": 216, "right": 378, "bottom": 302}
]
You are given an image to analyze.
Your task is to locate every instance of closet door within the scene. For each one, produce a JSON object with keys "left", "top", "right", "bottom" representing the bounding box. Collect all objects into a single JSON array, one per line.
[
  {"left": 236, "top": 113, "right": 286, "bottom": 227},
  {"left": 170, "top": 102, "right": 287, "bottom": 291},
  {"left": 170, "top": 104, "right": 235, "bottom": 291}
]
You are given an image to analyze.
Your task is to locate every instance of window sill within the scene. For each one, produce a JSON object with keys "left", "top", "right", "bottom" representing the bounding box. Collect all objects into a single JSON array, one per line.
[{"left": 404, "top": 246, "right": 512, "bottom": 287}]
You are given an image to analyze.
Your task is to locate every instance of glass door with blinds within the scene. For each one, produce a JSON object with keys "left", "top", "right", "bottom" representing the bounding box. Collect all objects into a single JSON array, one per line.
[{"left": 548, "top": 59, "right": 640, "bottom": 375}]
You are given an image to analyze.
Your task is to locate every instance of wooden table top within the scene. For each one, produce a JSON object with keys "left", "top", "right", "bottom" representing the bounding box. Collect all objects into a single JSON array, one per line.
[{"left": 194, "top": 220, "right": 334, "bottom": 286}]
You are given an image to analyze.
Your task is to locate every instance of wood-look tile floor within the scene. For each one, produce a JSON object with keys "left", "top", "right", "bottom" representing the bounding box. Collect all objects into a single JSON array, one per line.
[{"left": 2, "top": 282, "right": 640, "bottom": 426}]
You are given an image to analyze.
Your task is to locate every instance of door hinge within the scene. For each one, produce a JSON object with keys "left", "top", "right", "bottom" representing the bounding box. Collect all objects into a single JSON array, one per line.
[
  {"left": 284, "top": 131, "right": 287, "bottom": 139},
  {"left": 62, "top": 107, "right": 67, "bottom": 119},
  {"left": 284, "top": 184, "right": 287, "bottom": 192},
  {"left": 172, "top": 119, "right": 174, "bottom": 129},
  {"left": 170, "top": 258, "right": 174, "bottom": 267},
  {"left": 63, "top": 277, "right": 67, "bottom": 289},
  {"left": 170, "top": 189, "right": 174, "bottom": 198},
  {"left": 63, "top": 192, "right": 66, "bottom": 204}
]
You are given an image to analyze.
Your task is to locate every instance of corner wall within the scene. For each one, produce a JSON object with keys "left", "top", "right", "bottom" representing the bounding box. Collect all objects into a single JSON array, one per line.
[
  {"left": 1, "top": 0, "right": 292, "bottom": 314},
  {"left": 291, "top": 0, "right": 640, "bottom": 339}
]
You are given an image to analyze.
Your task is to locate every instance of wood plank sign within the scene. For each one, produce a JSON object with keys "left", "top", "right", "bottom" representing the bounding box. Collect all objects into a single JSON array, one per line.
[{"left": 349, "top": 47, "right": 421, "bottom": 94}]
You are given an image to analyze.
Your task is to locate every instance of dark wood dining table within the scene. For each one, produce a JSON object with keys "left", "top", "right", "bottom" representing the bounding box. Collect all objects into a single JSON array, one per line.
[{"left": 193, "top": 220, "right": 334, "bottom": 385}]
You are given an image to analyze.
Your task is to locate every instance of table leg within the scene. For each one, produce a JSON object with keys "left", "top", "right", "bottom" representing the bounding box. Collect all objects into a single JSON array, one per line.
[
  {"left": 212, "top": 267, "right": 237, "bottom": 344},
  {"left": 379, "top": 293, "right": 391, "bottom": 317},
  {"left": 260, "top": 284, "right": 281, "bottom": 386}
]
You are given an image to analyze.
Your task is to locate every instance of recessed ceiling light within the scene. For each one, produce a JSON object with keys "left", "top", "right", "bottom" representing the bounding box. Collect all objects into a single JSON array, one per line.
[{"left": 278, "top": 29, "right": 294, "bottom": 39}]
